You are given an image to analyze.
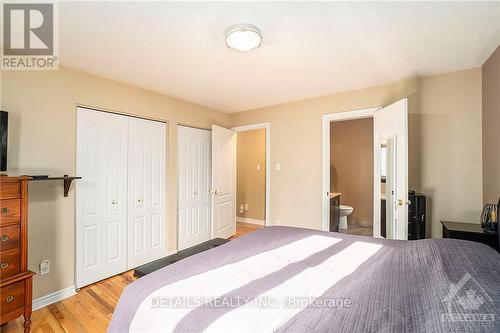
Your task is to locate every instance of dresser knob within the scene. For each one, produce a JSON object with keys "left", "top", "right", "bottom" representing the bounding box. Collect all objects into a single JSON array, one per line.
[
  {"left": 1, "top": 207, "right": 8, "bottom": 215},
  {"left": 6, "top": 295, "right": 14, "bottom": 303},
  {"left": 0, "top": 235, "right": 8, "bottom": 242},
  {"left": 0, "top": 262, "right": 8, "bottom": 269}
]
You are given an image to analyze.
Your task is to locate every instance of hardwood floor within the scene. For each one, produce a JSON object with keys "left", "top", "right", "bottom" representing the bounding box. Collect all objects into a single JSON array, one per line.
[
  {"left": 1, "top": 223, "right": 262, "bottom": 333},
  {"left": 232, "top": 221, "right": 264, "bottom": 239}
]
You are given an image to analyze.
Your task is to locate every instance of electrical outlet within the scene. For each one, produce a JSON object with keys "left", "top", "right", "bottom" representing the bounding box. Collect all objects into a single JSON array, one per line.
[
  {"left": 244, "top": 204, "right": 249, "bottom": 211},
  {"left": 256, "top": 164, "right": 261, "bottom": 171},
  {"left": 275, "top": 163, "right": 281, "bottom": 171},
  {"left": 40, "top": 259, "right": 50, "bottom": 276}
]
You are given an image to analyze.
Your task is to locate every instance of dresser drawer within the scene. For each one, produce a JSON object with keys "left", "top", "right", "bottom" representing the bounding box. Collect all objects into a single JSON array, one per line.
[
  {"left": 0, "top": 280, "right": 25, "bottom": 316},
  {"left": 0, "top": 199, "right": 21, "bottom": 226},
  {"left": 0, "top": 181, "right": 20, "bottom": 199},
  {"left": 0, "top": 249, "right": 20, "bottom": 279},
  {"left": 0, "top": 225, "right": 20, "bottom": 252}
]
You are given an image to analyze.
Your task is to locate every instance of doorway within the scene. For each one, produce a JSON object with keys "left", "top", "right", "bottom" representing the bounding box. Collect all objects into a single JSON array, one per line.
[
  {"left": 232, "top": 123, "right": 271, "bottom": 237},
  {"left": 234, "top": 128, "right": 266, "bottom": 236},
  {"left": 330, "top": 118, "right": 374, "bottom": 236},
  {"left": 322, "top": 99, "right": 409, "bottom": 239}
]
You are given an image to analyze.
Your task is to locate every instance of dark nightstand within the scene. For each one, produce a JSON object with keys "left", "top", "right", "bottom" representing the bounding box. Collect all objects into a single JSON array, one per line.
[{"left": 441, "top": 221, "right": 499, "bottom": 252}]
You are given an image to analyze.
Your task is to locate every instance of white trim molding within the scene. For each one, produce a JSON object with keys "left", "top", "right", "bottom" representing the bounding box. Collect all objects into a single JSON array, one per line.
[
  {"left": 236, "top": 217, "right": 266, "bottom": 226},
  {"left": 231, "top": 122, "right": 271, "bottom": 227},
  {"left": 322, "top": 107, "right": 380, "bottom": 232},
  {"left": 33, "top": 285, "right": 77, "bottom": 311}
]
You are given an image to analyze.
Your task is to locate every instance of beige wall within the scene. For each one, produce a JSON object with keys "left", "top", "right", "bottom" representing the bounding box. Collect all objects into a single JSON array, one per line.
[
  {"left": 330, "top": 119, "right": 373, "bottom": 228},
  {"left": 0, "top": 66, "right": 229, "bottom": 298},
  {"left": 236, "top": 129, "right": 266, "bottom": 221},
  {"left": 231, "top": 67, "right": 483, "bottom": 239},
  {"left": 410, "top": 68, "right": 483, "bottom": 237},
  {"left": 482, "top": 46, "right": 500, "bottom": 204}
]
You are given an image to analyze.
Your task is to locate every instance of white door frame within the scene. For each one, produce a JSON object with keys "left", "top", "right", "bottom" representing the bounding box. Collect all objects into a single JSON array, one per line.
[
  {"left": 231, "top": 122, "right": 271, "bottom": 227},
  {"left": 322, "top": 108, "right": 380, "bottom": 233}
]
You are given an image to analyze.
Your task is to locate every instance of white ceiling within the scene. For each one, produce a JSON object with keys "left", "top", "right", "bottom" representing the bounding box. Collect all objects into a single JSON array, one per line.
[{"left": 60, "top": 2, "right": 500, "bottom": 113}]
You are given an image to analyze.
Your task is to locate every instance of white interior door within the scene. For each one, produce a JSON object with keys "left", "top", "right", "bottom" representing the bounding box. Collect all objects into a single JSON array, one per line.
[
  {"left": 211, "top": 125, "right": 236, "bottom": 239},
  {"left": 178, "top": 126, "right": 212, "bottom": 250},
  {"left": 374, "top": 98, "right": 408, "bottom": 240},
  {"left": 76, "top": 108, "right": 128, "bottom": 288},
  {"left": 128, "top": 117, "right": 167, "bottom": 268}
]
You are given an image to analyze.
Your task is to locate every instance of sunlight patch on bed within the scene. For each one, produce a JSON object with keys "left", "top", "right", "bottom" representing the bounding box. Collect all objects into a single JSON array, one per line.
[
  {"left": 130, "top": 235, "right": 342, "bottom": 332},
  {"left": 205, "top": 241, "right": 382, "bottom": 333}
]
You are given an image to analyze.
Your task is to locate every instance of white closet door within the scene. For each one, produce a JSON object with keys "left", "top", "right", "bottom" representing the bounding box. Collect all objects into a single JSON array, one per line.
[
  {"left": 128, "top": 117, "right": 167, "bottom": 268},
  {"left": 76, "top": 108, "right": 128, "bottom": 288},
  {"left": 177, "top": 126, "right": 211, "bottom": 250},
  {"left": 211, "top": 125, "right": 236, "bottom": 239}
]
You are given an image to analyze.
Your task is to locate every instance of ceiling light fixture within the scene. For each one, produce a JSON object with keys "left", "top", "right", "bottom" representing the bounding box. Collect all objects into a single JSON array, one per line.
[{"left": 225, "top": 25, "right": 262, "bottom": 52}]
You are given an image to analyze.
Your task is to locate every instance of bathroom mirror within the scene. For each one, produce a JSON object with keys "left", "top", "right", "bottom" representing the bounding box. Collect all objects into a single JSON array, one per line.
[{"left": 381, "top": 137, "right": 396, "bottom": 239}]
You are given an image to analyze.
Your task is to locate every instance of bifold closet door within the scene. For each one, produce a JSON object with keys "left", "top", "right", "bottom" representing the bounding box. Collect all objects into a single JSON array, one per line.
[
  {"left": 128, "top": 117, "right": 167, "bottom": 268},
  {"left": 76, "top": 108, "right": 128, "bottom": 288},
  {"left": 211, "top": 125, "right": 236, "bottom": 239},
  {"left": 177, "top": 126, "right": 212, "bottom": 250}
]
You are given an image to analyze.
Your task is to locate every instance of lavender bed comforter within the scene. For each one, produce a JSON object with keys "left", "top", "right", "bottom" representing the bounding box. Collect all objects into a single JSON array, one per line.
[{"left": 109, "top": 226, "right": 500, "bottom": 332}]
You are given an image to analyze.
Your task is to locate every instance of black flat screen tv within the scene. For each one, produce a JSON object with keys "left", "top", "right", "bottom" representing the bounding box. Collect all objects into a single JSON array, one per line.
[{"left": 0, "top": 111, "right": 7, "bottom": 171}]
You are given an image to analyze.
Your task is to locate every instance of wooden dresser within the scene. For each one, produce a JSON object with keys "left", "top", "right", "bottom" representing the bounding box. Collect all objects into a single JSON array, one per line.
[{"left": 0, "top": 175, "right": 35, "bottom": 332}]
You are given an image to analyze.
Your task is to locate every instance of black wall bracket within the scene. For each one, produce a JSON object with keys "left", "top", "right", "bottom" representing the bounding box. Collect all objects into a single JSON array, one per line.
[{"left": 30, "top": 175, "right": 82, "bottom": 197}]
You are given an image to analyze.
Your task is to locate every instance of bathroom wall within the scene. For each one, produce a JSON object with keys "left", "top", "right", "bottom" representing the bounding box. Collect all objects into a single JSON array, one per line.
[
  {"left": 236, "top": 129, "right": 266, "bottom": 221},
  {"left": 330, "top": 118, "right": 374, "bottom": 228}
]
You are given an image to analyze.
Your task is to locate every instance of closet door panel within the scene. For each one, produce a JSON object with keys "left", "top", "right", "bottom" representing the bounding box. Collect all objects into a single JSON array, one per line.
[
  {"left": 128, "top": 118, "right": 167, "bottom": 268},
  {"left": 177, "top": 126, "right": 211, "bottom": 250},
  {"left": 76, "top": 108, "right": 128, "bottom": 288}
]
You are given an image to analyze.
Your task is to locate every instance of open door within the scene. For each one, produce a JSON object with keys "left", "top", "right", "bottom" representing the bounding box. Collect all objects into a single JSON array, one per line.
[
  {"left": 211, "top": 125, "right": 236, "bottom": 239},
  {"left": 374, "top": 98, "right": 408, "bottom": 240}
]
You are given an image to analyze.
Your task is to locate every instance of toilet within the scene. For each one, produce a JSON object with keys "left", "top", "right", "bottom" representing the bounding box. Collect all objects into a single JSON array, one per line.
[{"left": 338, "top": 205, "right": 353, "bottom": 229}]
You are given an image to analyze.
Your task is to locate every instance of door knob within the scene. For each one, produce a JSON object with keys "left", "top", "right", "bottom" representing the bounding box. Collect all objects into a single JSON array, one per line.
[
  {"left": 137, "top": 197, "right": 143, "bottom": 203},
  {"left": 214, "top": 190, "right": 219, "bottom": 195},
  {"left": 112, "top": 200, "right": 118, "bottom": 205}
]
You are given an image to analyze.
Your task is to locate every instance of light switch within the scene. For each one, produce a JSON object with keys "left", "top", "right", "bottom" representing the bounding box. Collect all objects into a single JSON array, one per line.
[
  {"left": 275, "top": 162, "right": 281, "bottom": 171},
  {"left": 244, "top": 204, "right": 249, "bottom": 211}
]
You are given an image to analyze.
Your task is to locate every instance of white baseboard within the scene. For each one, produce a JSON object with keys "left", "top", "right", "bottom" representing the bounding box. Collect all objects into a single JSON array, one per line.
[
  {"left": 33, "top": 285, "right": 76, "bottom": 311},
  {"left": 237, "top": 217, "right": 265, "bottom": 226}
]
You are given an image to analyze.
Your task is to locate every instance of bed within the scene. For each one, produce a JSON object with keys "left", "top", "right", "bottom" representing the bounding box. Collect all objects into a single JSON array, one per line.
[{"left": 109, "top": 226, "right": 500, "bottom": 332}]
